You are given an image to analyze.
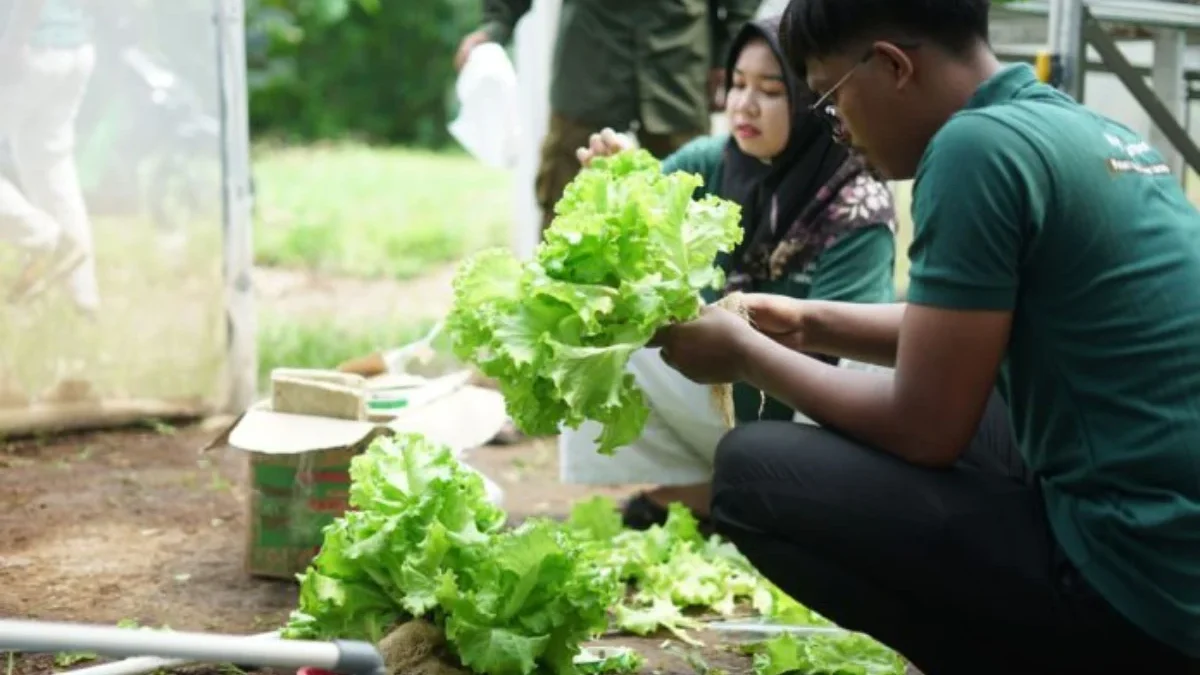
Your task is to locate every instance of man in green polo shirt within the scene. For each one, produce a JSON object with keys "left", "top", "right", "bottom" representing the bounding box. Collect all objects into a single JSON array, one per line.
[
  {"left": 648, "top": 0, "right": 1200, "bottom": 672},
  {"left": 0, "top": 0, "right": 98, "bottom": 314}
]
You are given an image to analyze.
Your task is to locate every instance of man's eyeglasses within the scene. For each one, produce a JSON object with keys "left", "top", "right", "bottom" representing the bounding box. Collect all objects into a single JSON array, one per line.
[{"left": 807, "top": 43, "right": 920, "bottom": 144}]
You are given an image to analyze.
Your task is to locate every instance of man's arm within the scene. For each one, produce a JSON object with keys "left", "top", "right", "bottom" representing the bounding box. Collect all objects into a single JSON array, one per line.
[
  {"left": 803, "top": 300, "right": 906, "bottom": 366},
  {"left": 0, "top": 0, "right": 48, "bottom": 52},
  {"left": 736, "top": 305, "right": 1009, "bottom": 467},
  {"left": 733, "top": 113, "right": 1038, "bottom": 466},
  {"left": 800, "top": 222, "right": 903, "bottom": 366}
]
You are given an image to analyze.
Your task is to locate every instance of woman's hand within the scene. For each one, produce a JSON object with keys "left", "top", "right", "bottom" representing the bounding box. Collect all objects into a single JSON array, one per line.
[
  {"left": 575, "top": 128, "right": 635, "bottom": 167},
  {"left": 653, "top": 305, "right": 765, "bottom": 384}
]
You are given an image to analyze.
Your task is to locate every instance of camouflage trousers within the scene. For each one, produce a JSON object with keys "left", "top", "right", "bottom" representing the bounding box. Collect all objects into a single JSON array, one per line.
[{"left": 534, "top": 112, "right": 705, "bottom": 235}]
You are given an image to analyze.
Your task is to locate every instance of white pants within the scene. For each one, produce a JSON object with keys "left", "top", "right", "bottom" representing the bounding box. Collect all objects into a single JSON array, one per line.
[
  {"left": 558, "top": 348, "right": 893, "bottom": 486},
  {"left": 0, "top": 45, "right": 99, "bottom": 308}
]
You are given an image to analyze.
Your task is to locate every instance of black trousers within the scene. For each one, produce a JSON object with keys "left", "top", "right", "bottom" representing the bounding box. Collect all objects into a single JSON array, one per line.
[{"left": 710, "top": 393, "right": 1200, "bottom": 675}]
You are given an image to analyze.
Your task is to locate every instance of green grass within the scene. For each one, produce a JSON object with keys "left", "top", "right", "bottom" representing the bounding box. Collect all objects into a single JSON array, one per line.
[
  {"left": 254, "top": 313, "right": 473, "bottom": 392},
  {"left": 255, "top": 313, "right": 438, "bottom": 388},
  {"left": 252, "top": 142, "right": 513, "bottom": 280}
]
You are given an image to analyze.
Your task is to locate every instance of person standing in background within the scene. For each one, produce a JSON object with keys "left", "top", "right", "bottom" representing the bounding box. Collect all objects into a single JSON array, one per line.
[
  {"left": 454, "top": 0, "right": 762, "bottom": 237},
  {"left": 0, "top": 0, "right": 99, "bottom": 316}
]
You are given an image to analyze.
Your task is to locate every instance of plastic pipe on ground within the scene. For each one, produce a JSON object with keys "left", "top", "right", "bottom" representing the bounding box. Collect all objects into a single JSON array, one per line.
[{"left": 62, "top": 631, "right": 280, "bottom": 675}]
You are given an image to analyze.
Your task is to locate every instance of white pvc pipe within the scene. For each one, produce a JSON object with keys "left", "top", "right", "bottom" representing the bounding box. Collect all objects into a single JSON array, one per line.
[
  {"left": 0, "top": 621, "right": 329, "bottom": 675},
  {"left": 63, "top": 631, "right": 280, "bottom": 675}
]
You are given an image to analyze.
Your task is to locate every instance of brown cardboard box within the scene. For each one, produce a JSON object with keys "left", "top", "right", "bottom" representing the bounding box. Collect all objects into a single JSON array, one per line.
[{"left": 221, "top": 370, "right": 508, "bottom": 580}]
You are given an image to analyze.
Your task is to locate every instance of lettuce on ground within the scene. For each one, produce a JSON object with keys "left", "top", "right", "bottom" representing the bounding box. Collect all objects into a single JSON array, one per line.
[
  {"left": 566, "top": 497, "right": 905, "bottom": 673},
  {"left": 445, "top": 149, "right": 743, "bottom": 455},
  {"left": 565, "top": 497, "right": 825, "bottom": 637},
  {"left": 747, "top": 633, "right": 906, "bottom": 675},
  {"left": 282, "top": 434, "right": 620, "bottom": 675}
]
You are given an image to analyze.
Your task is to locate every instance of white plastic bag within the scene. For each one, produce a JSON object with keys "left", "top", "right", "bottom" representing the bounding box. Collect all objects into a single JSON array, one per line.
[{"left": 449, "top": 42, "right": 522, "bottom": 169}]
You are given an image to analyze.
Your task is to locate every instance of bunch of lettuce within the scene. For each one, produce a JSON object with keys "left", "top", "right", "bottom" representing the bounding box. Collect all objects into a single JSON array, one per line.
[
  {"left": 565, "top": 497, "right": 904, "bottom": 673},
  {"left": 446, "top": 149, "right": 743, "bottom": 454},
  {"left": 564, "top": 497, "right": 828, "bottom": 640},
  {"left": 282, "top": 434, "right": 621, "bottom": 675}
]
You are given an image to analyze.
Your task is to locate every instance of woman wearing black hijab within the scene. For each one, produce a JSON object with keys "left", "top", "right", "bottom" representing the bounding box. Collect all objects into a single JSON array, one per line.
[{"left": 559, "top": 15, "right": 902, "bottom": 531}]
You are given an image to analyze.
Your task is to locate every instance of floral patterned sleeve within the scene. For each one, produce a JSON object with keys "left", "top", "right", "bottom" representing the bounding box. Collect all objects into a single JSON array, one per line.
[{"left": 807, "top": 174, "right": 899, "bottom": 304}]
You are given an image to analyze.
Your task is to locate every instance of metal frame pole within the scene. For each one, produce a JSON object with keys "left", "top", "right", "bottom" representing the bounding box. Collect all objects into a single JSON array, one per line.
[
  {"left": 215, "top": 0, "right": 258, "bottom": 412},
  {"left": 1048, "top": 0, "right": 1087, "bottom": 99},
  {"left": 997, "top": 0, "right": 1200, "bottom": 188},
  {"left": 1150, "top": 27, "right": 1188, "bottom": 181},
  {"left": 1083, "top": 8, "right": 1200, "bottom": 177}
]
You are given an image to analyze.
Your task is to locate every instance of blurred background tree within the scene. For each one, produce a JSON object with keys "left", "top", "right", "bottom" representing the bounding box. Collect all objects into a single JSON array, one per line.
[{"left": 245, "top": 0, "right": 482, "bottom": 147}]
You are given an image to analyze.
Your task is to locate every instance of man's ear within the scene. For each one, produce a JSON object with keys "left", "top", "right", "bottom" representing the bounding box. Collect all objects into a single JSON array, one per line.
[{"left": 874, "top": 41, "right": 915, "bottom": 90}]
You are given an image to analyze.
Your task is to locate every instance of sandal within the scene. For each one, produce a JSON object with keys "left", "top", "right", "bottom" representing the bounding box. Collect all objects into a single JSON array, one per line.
[{"left": 620, "top": 492, "right": 716, "bottom": 537}]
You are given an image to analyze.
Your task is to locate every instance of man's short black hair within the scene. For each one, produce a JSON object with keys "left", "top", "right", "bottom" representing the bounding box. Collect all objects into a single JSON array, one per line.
[{"left": 779, "top": 0, "right": 991, "bottom": 66}]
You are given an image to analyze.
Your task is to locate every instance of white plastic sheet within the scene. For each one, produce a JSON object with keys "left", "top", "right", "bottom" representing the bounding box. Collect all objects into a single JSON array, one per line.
[{"left": 449, "top": 43, "right": 523, "bottom": 170}]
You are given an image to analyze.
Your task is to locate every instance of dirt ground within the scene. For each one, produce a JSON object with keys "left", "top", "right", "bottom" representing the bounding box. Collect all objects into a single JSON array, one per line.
[{"left": 0, "top": 422, "right": 752, "bottom": 675}]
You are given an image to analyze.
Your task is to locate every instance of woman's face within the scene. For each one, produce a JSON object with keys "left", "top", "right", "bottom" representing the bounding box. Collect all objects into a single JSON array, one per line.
[{"left": 725, "top": 37, "right": 790, "bottom": 160}]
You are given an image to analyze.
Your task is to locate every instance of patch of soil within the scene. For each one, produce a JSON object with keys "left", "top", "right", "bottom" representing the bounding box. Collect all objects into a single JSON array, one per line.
[
  {"left": 0, "top": 421, "right": 741, "bottom": 675},
  {"left": 0, "top": 423, "right": 295, "bottom": 633}
]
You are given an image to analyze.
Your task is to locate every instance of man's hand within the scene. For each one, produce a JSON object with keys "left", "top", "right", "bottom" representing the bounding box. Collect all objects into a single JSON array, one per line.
[
  {"left": 575, "top": 128, "right": 636, "bottom": 167},
  {"left": 747, "top": 296, "right": 907, "bottom": 367},
  {"left": 740, "top": 293, "right": 809, "bottom": 351},
  {"left": 454, "top": 29, "right": 492, "bottom": 72},
  {"left": 708, "top": 68, "right": 727, "bottom": 111},
  {"left": 653, "top": 305, "right": 763, "bottom": 384}
]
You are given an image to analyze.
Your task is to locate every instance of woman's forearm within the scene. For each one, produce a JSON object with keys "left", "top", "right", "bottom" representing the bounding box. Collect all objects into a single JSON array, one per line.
[{"left": 803, "top": 301, "right": 906, "bottom": 367}]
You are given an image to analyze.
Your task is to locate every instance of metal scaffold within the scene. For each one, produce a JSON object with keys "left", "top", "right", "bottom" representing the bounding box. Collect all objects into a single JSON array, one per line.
[{"left": 994, "top": 0, "right": 1200, "bottom": 182}]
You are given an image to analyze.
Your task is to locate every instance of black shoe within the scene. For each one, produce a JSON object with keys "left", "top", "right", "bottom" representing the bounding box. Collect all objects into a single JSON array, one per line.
[{"left": 620, "top": 492, "right": 715, "bottom": 537}]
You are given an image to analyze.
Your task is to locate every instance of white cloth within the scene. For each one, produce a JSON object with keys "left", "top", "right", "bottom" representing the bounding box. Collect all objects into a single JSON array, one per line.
[
  {"left": 0, "top": 45, "right": 99, "bottom": 309},
  {"left": 559, "top": 348, "right": 894, "bottom": 486}
]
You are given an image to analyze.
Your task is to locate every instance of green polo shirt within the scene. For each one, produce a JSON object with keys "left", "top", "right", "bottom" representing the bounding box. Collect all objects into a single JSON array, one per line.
[
  {"left": 664, "top": 134, "right": 897, "bottom": 423},
  {"left": 908, "top": 63, "right": 1200, "bottom": 656}
]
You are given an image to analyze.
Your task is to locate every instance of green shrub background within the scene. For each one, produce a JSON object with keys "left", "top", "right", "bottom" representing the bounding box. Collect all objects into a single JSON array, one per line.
[{"left": 245, "top": 0, "right": 483, "bottom": 147}]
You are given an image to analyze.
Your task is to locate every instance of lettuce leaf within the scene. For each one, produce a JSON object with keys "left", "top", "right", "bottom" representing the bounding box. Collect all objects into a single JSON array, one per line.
[
  {"left": 566, "top": 497, "right": 832, "bottom": 635},
  {"left": 281, "top": 434, "right": 620, "bottom": 675},
  {"left": 748, "top": 633, "right": 906, "bottom": 675},
  {"left": 445, "top": 149, "right": 743, "bottom": 454}
]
